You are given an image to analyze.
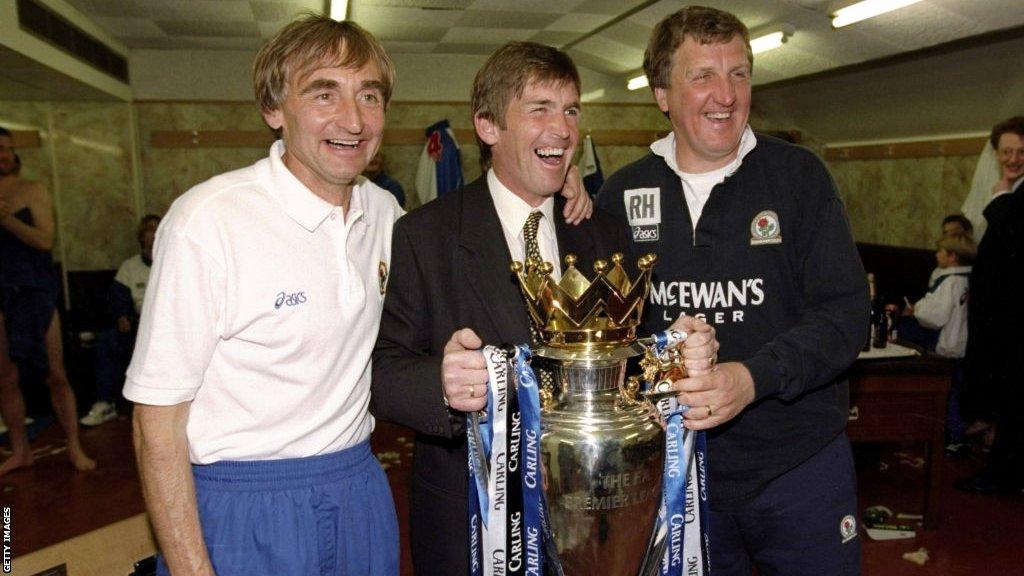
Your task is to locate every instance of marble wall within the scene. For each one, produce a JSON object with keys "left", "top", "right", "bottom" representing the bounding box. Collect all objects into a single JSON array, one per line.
[
  {"left": 131, "top": 100, "right": 672, "bottom": 212},
  {"left": 828, "top": 155, "right": 978, "bottom": 249},
  {"left": 1, "top": 100, "right": 139, "bottom": 274},
  {"left": 3, "top": 97, "right": 982, "bottom": 277},
  {"left": 135, "top": 102, "right": 269, "bottom": 216}
]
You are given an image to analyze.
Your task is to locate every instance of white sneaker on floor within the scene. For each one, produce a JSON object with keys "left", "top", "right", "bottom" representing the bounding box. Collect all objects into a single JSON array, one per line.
[{"left": 80, "top": 401, "right": 117, "bottom": 426}]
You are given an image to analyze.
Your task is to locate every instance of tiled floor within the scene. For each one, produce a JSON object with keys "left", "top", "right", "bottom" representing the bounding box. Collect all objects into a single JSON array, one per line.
[{"left": 4, "top": 417, "right": 1022, "bottom": 574}]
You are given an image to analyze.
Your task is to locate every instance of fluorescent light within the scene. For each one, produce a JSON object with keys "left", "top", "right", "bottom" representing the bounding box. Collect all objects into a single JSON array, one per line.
[
  {"left": 751, "top": 31, "right": 787, "bottom": 54},
  {"left": 330, "top": 0, "right": 349, "bottom": 21},
  {"left": 627, "top": 75, "right": 648, "bottom": 91},
  {"left": 831, "top": 0, "right": 924, "bottom": 28},
  {"left": 581, "top": 88, "right": 605, "bottom": 103}
]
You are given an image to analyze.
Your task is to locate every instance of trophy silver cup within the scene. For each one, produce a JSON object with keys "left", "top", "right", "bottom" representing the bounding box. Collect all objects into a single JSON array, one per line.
[{"left": 512, "top": 253, "right": 675, "bottom": 576}]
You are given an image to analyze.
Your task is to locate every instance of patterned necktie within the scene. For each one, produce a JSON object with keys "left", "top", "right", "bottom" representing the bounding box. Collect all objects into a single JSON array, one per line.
[
  {"left": 521, "top": 211, "right": 555, "bottom": 387},
  {"left": 523, "top": 211, "right": 543, "bottom": 265}
]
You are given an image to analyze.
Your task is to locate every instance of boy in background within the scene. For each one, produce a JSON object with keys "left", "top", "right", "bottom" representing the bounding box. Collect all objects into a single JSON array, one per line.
[
  {"left": 900, "top": 232, "right": 975, "bottom": 357},
  {"left": 900, "top": 232, "right": 975, "bottom": 454}
]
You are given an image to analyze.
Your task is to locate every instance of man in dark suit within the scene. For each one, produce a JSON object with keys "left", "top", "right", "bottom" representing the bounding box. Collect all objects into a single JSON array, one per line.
[
  {"left": 959, "top": 116, "right": 1024, "bottom": 493},
  {"left": 371, "top": 42, "right": 718, "bottom": 576}
]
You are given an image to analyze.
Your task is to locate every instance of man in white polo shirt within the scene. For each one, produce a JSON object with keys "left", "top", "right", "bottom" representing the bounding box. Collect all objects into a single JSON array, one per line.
[{"left": 124, "top": 16, "right": 402, "bottom": 575}]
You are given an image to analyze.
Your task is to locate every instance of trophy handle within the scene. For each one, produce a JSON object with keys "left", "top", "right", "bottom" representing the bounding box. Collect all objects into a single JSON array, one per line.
[
  {"left": 619, "top": 375, "right": 642, "bottom": 404},
  {"left": 637, "top": 344, "right": 688, "bottom": 403},
  {"left": 637, "top": 521, "right": 668, "bottom": 576}
]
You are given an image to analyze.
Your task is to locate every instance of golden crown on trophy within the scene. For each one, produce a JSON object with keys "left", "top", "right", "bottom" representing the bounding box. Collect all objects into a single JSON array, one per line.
[{"left": 511, "top": 252, "right": 657, "bottom": 348}]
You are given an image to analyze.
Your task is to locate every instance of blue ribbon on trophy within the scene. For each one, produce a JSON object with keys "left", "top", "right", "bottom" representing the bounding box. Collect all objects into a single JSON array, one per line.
[
  {"left": 643, "top": 330, "right": 711, "bottom": 576},
  {"left": 466, "top": 253, "right": 710, "bottom": 576},
  {"left": 513, "top": 345, "right": 548, "bottom": 575}
]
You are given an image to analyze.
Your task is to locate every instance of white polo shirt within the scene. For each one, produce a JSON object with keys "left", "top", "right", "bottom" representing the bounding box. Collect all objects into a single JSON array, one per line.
[
  {"left": 124, "top": 141, "right": 403, "bottom": 464},
  {"left": 487, "top": 169, "right": 561, "bottom": 279}
]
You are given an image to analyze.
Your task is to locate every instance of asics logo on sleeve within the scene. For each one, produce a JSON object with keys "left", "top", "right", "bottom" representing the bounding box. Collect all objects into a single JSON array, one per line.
[{"left": 274, "top": 291, "right": 307, "bottom": 309}]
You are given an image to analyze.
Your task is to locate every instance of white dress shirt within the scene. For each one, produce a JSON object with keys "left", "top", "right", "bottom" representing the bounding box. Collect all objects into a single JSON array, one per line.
[{"left": 487, "top": 169, "right": 561, "bottom": 279}]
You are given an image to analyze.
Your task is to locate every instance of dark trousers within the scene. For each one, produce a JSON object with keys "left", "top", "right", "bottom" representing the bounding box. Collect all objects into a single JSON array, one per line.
[
  {"left": 94, "top": 328, "right": 134, "bottom": 403},
  {"left": 708, "top": 433, "right": 861, "bottom": 576},
  {"left": 985, "top": 409, "right": 1024, "bottom": 487},
  {"left": 947, "top": 364, "right": 966, "bottom": 443}
]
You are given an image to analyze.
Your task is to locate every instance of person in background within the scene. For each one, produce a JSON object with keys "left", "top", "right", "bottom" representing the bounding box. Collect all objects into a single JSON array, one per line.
[
  {"left": 597, "top": 6, "right": 867, "bottom": 574},
  {"left": 926, "top": 214, "right": 974, "bottom": 286},
  {"left": 364, "top": 149, "right": 406, "bottom": 207},
  {"left": 958, "top": 116, "right": 1024, "bottom": 493},
  {"left": 988, "top": 117, "right": 1024, "bottom": 200},
  {"left": 899, "top": 232, "right": 975, "bottom": 454},
  {"left": 0, "top": 126, "right": 96, "bottom": 476},
  {"left": 941, "top": 213, "right": 973, "bottom": 238},
  {"left": 80, "top": 214, "right": 161, "bottom": 427},
  {"left": 899, "top": 232, "right": 975, "bottom": 357}
]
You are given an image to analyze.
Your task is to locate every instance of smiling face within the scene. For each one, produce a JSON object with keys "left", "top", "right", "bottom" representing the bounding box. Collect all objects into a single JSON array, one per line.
[
  {"left": 262, "top": 60, "right": 386, "bottom": 203},
  {"left": 476, "top": 79, "right": 580, "bottom": 207},
  {"left": 654, "top": 35, "right": 751, "bottom": 173},
  {"left": 996, "top": 132, "right": 1024, "bottom": 184}
]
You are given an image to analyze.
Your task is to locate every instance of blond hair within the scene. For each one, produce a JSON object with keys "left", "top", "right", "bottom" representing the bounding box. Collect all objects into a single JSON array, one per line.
[
  {"left": 937, "top": 232, "right": 977, "bottom": 265},
  {"left": 253, "top": 14, "right": 394, "bottom": 113}
]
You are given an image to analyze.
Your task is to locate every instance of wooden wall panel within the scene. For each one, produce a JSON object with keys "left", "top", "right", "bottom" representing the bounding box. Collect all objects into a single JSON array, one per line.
[
  {"left": 149, "top": 128, "right": 667, "bottom": 148},
  {"left": 11, "top": 130, "right": 42, "bottom": 148}
]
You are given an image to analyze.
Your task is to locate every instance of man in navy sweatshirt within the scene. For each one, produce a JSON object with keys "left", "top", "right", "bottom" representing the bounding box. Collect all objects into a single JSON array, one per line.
[{"left": 598, "top": 6, "right": 868, "bottom": 575}]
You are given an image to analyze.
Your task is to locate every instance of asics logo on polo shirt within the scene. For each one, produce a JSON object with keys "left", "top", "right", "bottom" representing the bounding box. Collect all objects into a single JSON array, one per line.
[{"left": 274, "top": 291, "right": 307, "bottom": 309}]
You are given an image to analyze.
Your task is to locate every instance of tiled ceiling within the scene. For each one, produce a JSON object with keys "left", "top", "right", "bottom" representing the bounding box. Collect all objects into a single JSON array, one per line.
[{"left": 63, "top": 0, "right": 1024, "bottom": 85}]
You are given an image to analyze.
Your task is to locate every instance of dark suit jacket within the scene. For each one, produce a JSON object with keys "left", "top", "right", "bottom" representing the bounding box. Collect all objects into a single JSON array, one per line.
[
  {"left": 965, "top": 188, "right": 1024, "bottom": 418},
  {"left": 371, "top": 177, "right": 632, "bottom": 576}
]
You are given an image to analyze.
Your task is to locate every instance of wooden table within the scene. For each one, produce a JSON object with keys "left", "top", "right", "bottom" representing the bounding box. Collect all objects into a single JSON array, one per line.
[{"left": 846, "top": 354, "right": 954, "bottom": 529}]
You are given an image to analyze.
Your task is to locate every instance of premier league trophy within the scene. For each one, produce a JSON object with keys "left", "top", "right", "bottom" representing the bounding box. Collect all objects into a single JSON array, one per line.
[
  {"left": 466, "top": 252, "right": 706, "bottom": 576},
  {"left": 516, "top": 252, "right": 663, "bottom": 576},
  {"left": 468, "top": 253, "right": 708, "bottom": 573}
]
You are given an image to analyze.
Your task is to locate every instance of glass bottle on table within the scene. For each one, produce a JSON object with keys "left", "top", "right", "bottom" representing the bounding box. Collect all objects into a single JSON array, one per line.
[{"left": 863, "top": 273, "right": 875, "bottom": 352}]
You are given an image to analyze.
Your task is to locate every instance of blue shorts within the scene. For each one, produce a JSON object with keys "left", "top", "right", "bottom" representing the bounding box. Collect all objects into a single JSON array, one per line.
[
  {"left": 156, "top": 440, "right": 399, "bottom": 576},
  {"left": 708, "top": 433, "right": 861, "bottom": 576}
]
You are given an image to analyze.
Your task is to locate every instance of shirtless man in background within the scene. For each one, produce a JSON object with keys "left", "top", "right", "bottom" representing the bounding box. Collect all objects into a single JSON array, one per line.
[{"left": 0, "top": 126, "right": 95, "bottom": 476}]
